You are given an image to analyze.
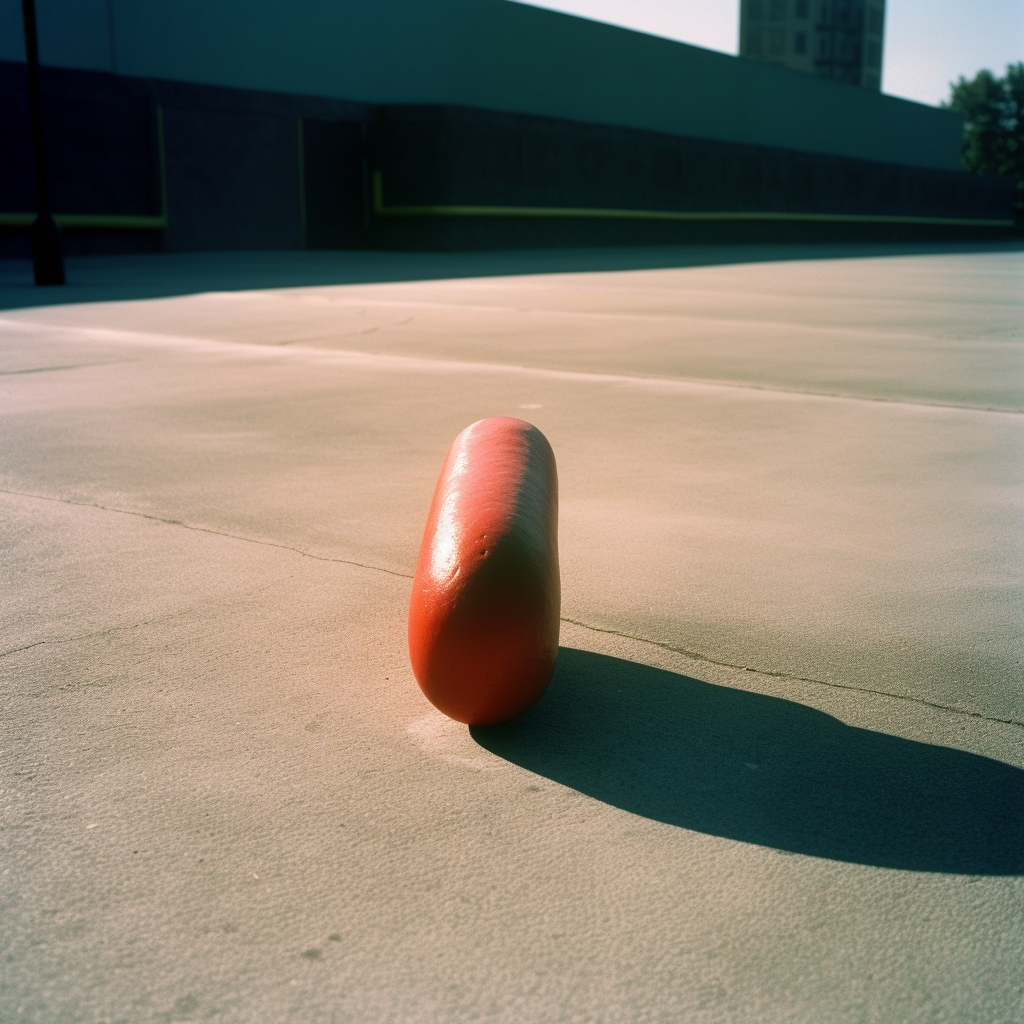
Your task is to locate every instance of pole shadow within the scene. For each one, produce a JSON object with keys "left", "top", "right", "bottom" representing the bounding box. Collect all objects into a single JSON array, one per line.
[{"left": 471, "top": 648, "right": 1024, "bottom": 874}]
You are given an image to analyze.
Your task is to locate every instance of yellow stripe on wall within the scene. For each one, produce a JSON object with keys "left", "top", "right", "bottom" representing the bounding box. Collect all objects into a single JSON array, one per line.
[
  {"left": 0, "top": 107, "right": 169, "bottom": 232},
  {"left": 371, "top": 171, "right": 1013, "bottom": 229}
]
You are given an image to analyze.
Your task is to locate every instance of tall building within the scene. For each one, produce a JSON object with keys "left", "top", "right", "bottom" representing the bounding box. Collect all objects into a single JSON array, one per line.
[{"left": 739, "top": 0, "right": 885, "bottom": 90}]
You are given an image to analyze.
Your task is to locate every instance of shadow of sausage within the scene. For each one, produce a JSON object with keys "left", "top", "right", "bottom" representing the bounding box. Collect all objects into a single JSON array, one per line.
[{"left": 471, "top": 647, "right": 1024, "bottom": 874}]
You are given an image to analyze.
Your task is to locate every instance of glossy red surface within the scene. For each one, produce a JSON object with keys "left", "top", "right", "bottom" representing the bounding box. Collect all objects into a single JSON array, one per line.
[{"left": 408, "top": 417, "right": 560, "bottom": 725}]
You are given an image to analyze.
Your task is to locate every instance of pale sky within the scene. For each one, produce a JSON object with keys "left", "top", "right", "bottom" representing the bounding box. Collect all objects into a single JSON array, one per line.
[{"left": 510, "top": 0, "right": 1023, "bottom": 107}]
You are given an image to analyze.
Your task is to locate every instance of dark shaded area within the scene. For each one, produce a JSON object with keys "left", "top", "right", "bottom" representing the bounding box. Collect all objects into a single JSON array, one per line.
[
  {"left": 373, "top": 104, "right": 1014, "bottom": 249},
  {"left": 472, "top": 648, "right": 1024, "bottom": 874},
  {"left": 0, "top": 62, "right": 158, "bottom": 231},
  {"left": 302, "top": 119, "right": 367, "bottom": 250},
  {"left": 1, "top": 61, "right": 1013, "bottom": 260},
  {"left": 2, "top": 240, "right": 1021, "bottom": 311},
  {"left": 0, "top": 61, "right": 372, "bottom": 257},
  {"left": 161, "top": 101, "right": 303, "bottom": 253},
  {"left": 2, "top": 241, "right": 1022, "bottom": 312},
  {"left": 20, "top": 0, "right": 65, "bottom": 285}
]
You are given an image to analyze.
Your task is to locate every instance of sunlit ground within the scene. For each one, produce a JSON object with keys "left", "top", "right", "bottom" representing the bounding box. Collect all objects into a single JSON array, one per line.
[{"left": 2, "top": 243, "right": 1022, "bottom": 1022}]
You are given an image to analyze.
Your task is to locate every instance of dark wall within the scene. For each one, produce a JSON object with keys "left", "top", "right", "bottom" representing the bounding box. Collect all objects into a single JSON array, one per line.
[
  {"left": 302, "top": 119, "right": 368, "bottom": 250},
  {"left": 156, "top": 84, "right": 352, "bottom": 253},
  {"left": 0, "top": 0, "right": 965, "bottom": 170},
  {"left": 370, "top": 104, "right": 1015, "bottom": 249},
  {"left": 0, "top": 61, "right": 371, "bottom": 255},
  {"left": 1, "top": 62, "right": 1013, "bottom": 256},
  {"left": 0, "top": 61, "right": 159, "bottom": 254}
]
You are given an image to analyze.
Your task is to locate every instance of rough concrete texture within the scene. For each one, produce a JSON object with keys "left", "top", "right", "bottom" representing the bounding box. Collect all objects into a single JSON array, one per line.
[{"left": 2, "top": 245, "right": 1023, "bottom": 1023}]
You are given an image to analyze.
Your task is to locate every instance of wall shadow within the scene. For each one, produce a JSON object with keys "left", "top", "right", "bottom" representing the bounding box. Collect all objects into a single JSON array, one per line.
[
  {"left": 1, "top": 240, "right": 1021, "bottom": 311},
  {"left": 471, "top": 648, "right": 1024, "bottom": 874}
]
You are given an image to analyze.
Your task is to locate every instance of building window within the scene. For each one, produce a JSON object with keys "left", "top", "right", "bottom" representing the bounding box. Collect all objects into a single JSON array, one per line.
[
  {"left": 749, "top": 0, "right": 764, "bottom": 20},
  {"left": 796, "top": 0, "right": 809, "bottom": 15},
  {"left": 747, "top": 28, "right": 763, "bottom": 55},
  {"left": 866, "top": 39, "right": 881, "bottom": 67},
  {"left": 770, "top": 0, "right": 786, "bottom": 20},
  {"left": 868, "top": 6, "right": 883, "bottom": 34},
  {"left": 794, "top": 31, "right": 807, "bottom": 54},
  {"left": 768, "top": 26, "right": 785, "bottom": 55}
]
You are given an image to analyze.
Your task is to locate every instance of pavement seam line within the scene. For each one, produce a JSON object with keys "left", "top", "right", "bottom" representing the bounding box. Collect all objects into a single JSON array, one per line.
[
  {"left": 279, "top": 293, "right": 1024, "bottom": 355},
  {"left": 0, "top": 582, "right": 279, "bottom": 660},
  {"left": 1, "top": 640, "right": 47, "bottom": 658},
  {"left": 561, "top": 616, "right": 1024, "bottom": 731},
  {"left": 0, "top": 363, "right": 111, "bottom": 375},
  {"left": 1, "top": 610, "right": 193, "bottom": 659},
  {"left": 5, "top": 488, "right": 1019, "bottom": 731},
  {"left": 3, "top": 315, "right": 1021, "bottom": 416},
  {"left": 0, "top": 488, "right": 415, "bottom": 580}
]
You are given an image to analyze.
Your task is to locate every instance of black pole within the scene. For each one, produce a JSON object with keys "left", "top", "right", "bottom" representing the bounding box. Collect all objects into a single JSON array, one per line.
[{"left": 22, "top": 0, "right": 64, "bottom": 285}]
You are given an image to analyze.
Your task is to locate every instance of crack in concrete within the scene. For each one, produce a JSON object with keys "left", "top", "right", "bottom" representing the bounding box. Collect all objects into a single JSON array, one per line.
[
  {"left": 1, "top": 640, "right": 47, "bottom": 658},
  {"left": 0, "top": 363, "right": 111, "bottom": 375},
  {"left": 1, "top": 610, "right": 191, "bottom": 659},
  {"left": 0, "top": 581, "right": 278, "bottom": 660},
  {"left": 0, "top": 488, "right": 414, "bottom": 580},
  {"left": 561, "top": 616, "right": 1024, "bottom": 731},
  {"left": 4, "top": 488, "right": 1019, "bottom": 731}
]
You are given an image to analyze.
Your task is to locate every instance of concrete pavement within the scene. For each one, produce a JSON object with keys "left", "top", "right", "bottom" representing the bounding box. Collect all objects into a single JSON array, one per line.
[{"left": 2, "top": 245, "right": 1022, "bottom": 1022}]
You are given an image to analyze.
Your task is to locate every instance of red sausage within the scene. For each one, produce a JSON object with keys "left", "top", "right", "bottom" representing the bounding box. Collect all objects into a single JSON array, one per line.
[{"left": 408, "top": 417, "right": 560, "bottom": 725}]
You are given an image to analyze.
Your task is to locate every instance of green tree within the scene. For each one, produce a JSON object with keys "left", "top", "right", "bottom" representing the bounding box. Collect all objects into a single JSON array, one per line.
[{"left": 944, "top": 63, "right": 1024, "bottom": 231}]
